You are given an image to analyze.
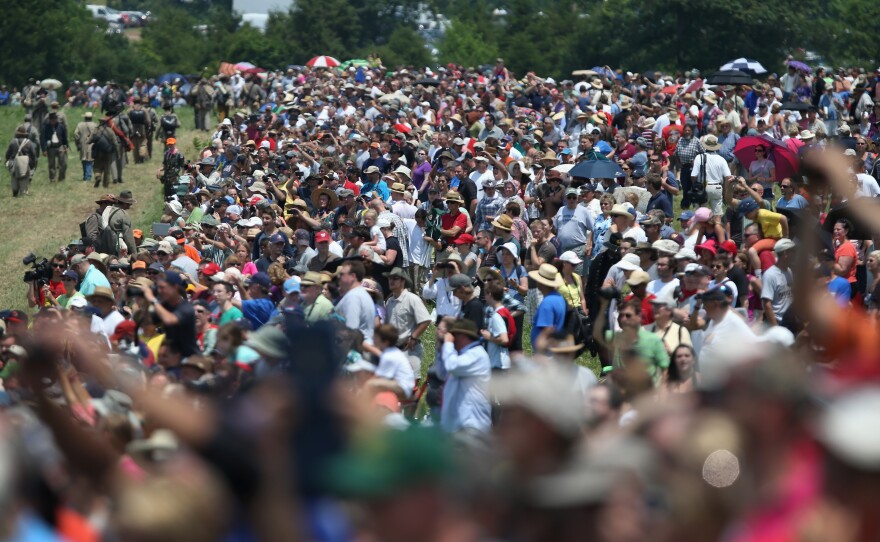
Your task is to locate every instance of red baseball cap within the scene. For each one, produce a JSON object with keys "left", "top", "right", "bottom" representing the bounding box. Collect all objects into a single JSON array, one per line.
[
  {"left": 111, "top": 319, "right": 137, "bottom": 341},
  {"left": 453, "top": 233, "right": 475, "bottom": 245},
  {"left": 201, "top": 262, "right": 221, "bottom": 276},
  {"left": 315, "top": 230, "right": 331, "bottom": 243}
]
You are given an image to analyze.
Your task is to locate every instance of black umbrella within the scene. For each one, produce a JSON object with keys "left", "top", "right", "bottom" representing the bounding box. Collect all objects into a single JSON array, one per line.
[
  {"left": 781, "top": 101, "right": 811, "bottom": 112},
  {"left": 416, "top": 78, "right": 440, "bottom": 87},
  {"left": 707, "top": 70, "right": 752, "bottom": 86},
  {"left": 822, "top": 202, "right": 877, "bottom": 240}
]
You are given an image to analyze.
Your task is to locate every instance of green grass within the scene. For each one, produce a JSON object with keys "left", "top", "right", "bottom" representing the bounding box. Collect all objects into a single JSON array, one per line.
[{"left": 0, "top": 106, "right": 199, "bottom": 310}]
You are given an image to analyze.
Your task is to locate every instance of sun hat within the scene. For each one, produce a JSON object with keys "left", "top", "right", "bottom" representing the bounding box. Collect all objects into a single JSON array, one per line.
[
  {"left": 609, "top": 204, "right": 632, "bottom": 218},
  {"left": 244, "top": 325, "right": 288, "bottom": 359},
  {"left": 652, "top": 239, "right": 680, "bottom": 255},
  {"left": 528, "top": 263, "right": 564, "bottom": 288},
  {"left": 547, "top": 334, "right": 583, "bottom": 355},
  {"left": 445, "top": 191, "right": 464, "bottom": 204},
  {"left": 675, "top": 248, "right": 698, "bottom": 261},
  {"left": 497, "top": 242, "right": 519, "bottom": 260},
  {"left": 701, "top": 134, "right": 721, "bottom": 151},
  {"left": 86, "top": 286, "right": 114, "bottom": 303},
  {"left": 383, "top": 267, "right": 413, "bottom": 288},
  {"left": 558, "top": 250, "right": 583, "bottom": 265},
  {"left": 695, "top": 240, "right": 718, "bottom": 257},
  {"left": 491, "top": 367, "right": 586, "bottom": 439},
  {"left": 448, "top": 318, "right": 481, "bottom": 339},
  {"left": 491, "top": 214, "right": 514, "bottom": 232}
]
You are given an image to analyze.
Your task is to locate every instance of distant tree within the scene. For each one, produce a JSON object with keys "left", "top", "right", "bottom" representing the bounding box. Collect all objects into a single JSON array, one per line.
[
  {"left": 438, "top": 19, "right": 500, "bottom": 68},
  {"left": 374, "top": 26, "right": 433, "bottom": 69}
]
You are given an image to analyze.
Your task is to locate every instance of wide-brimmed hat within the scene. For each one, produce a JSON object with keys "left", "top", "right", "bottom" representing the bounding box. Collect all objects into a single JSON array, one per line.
[
  {"left": 383, "top": 267, "right": 413, "bottom": 288},
  {"left": 528, "top": 263, "right": 563, "bottom": 288},
  {"left": 389, "top": 182, "right": 407, "bottom": 194},
  {"left": 448, "top": 319, "right": 480, "bottom": 339},
  {"left": 541, "top": 150, "right": 559, "bottom": 163},
  {"left": 477, "top": 267, "right": 503, "bottom": 283},
  {"left": 491, "top": 214, "right": 514, "bottom": 231},
  {"left": 445, "top": 191, "right": 464, "bottom": 204},
  {"left": 244, "top": 325, "right": 288, "bottom": 359},
  {"left": 702, "top": 134, "right": 721, "bottom": 151},
  {"left": 96, "top": 194, "right": 117, "bottom": 205},
  {"left": 640, "top": 117, "right": 656, "bottom": 129},
  {"left": 393, "top": 165, "right": 412, "bottom": 182},
  {"left": 86, "top": 285, "right": 114, "bottom": 303},
  {"left": 497, "top": 241, "right": 519, "bottom": 260},
  {"left": 116, "top": 190, "right": 136, "bottom": 205},
  {"left": 797, "top": 130, "right": 815, "bottom": 140},
  {"left": 609, "top": 204, "right": 632, "bottom": 218},
  {"left": 310, "top": 187, "right": 338, "bottom": 209}
]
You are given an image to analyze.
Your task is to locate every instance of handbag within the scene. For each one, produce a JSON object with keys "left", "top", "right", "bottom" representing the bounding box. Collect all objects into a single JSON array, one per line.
[{"left": 6, "top": 139, "right": 29, "bottom": 177}]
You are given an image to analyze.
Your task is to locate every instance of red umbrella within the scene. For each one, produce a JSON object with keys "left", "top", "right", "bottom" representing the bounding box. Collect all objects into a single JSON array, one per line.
[
  {"left": 392, "top": 123, "right": 411, "bottom": 134},
  {"left": 660, "top": 85, "right": 680, "bottom": 95},
  {"left": 685, "top": 79, "right": 704, "bottom": 94},
  {"left": 733, "top": 135, "right": 799, "bottom": 182}
]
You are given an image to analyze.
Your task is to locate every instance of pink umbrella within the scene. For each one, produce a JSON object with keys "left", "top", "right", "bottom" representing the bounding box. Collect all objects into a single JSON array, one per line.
[
  {"left": 233, "top": 61, "right": 264, "bottom": 74},
  {"left": 306, "top": 56, "right": 340, "bottom": 68},
  {"left": 733, "top": 135, "right": 799, "bottom": 182},
  {"left": 685, "top": 79, "right": 704, "bottom": 94}
]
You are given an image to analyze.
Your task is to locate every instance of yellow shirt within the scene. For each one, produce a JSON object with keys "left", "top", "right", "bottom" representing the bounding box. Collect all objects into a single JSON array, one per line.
[
  {"left": 559, "top": 274, "right": 582, "bottom": 308},
  {"left": 755, "top": 209, "right": 783, "bottom": 239}
]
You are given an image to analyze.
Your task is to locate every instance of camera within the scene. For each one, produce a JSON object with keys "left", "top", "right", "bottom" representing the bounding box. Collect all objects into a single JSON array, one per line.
[
  {"left": 598, "top": 286, "right": 622, "bottom": 302},
  {"left": 22, "top": 253, "right": 51, "bottom": 286},
  {"left": 687, "top": 180, "right": 708, "bottom": 205},
  {"left": 126, "top": 286, "right": 144, "bottom": 298}
]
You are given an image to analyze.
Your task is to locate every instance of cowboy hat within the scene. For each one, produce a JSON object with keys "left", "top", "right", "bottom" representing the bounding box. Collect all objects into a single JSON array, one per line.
[
  {"left": 528, "top": 263, "right": 564, "bottom": 289},
  {"left": 797, "top": 130, "right": 815, "bottom": 140},
  {"left": 116, "top": 190, "right": 136, "bottom": 205},
  {"left": 609, "top": 204, "right": 633, "bottom": 218},
  {"left": 389, "top": 182, "right": 407, "bottom": 194},
  {"left": 383, "top": 267, "right": 413, "bottom": 288},
  {"left": 491, "top": 214, "right": 514, "bottom": 232},
  {"left": 96, "top": 194, "right": 117, "bottom": 205},
  {"left": 541, "top": 150, "right": 559, "bottom": 163},
  {"left": 477, "top": 267, "right": 503, "bottom": 283},
  {"left": 310, "top": 187, "right": 338, "bottom": 209},
  {"left": 445, "top": 191, "right": 464, "bottom": 204}
]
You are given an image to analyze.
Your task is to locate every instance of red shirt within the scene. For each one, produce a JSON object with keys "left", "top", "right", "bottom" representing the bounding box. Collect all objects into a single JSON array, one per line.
[
  {"left": 625, "top": 293, "right": 656, "bottom": 325},
  {"left": 38, "top": 279, "right": 67, "bottom": 307},
  {"left": 440, "top": 210, "right": 468, "bottom": 244},
  {"left": 343, "top": 179, "right": 361, "bottom": 195},
  {"left": 662, "top": 123, "right": 683, "bottom": 155}
]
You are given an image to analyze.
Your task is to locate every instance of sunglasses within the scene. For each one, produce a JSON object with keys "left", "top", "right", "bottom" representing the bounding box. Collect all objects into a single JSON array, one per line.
[{"left": 52, "top": 263, "right": 66, "bottom": 268}]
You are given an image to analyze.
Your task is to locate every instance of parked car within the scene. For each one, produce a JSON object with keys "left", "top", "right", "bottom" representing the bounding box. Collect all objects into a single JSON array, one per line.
[
  {"left": 85, "top": 4, "right": 125, "bottom": 26},
  {"left": 121, "top": 10, "right": 150, "bottom": 27}
]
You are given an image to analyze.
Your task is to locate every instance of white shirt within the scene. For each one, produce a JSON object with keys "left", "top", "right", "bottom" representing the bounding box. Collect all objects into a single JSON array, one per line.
[
  {"left": 436, "top": 341, "right": 492, "bottom": 433},
  {"left": 647, "top": 277, "right": 680, "bottom": 297},
  {"left": 422, "top": 277, "right": 461, "bottom": 317},
  {"left": 375, "top": 347, "right": 416, "bottom": 398},
  {"left": 691, "top": 152, "right": 731, "bottom": 185},
  {"left": 856, "top": 174, "right": 880, "bottom": 198},
  {"left": 699, "top": 308, "right": 757, "bottom": 387}
]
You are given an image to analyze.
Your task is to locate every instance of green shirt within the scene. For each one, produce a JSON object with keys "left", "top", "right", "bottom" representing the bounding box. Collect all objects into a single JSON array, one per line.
[
  {"left": 304, "top": 295, "right": 334, "bottom": 324},
  {"left": 218, "top": 305, "right": 243, "bottom": 325},
  {"left": 606, "top": 327, "right": 670, "bottom": 384},
  {"left": 57, "top": 292, "right": 86, "bottom": 310}
]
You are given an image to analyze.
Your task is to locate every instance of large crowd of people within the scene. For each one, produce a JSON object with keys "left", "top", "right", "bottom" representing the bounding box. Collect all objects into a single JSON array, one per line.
[{"left": 3, "top": 58, "right": 880, "bottom": 541}]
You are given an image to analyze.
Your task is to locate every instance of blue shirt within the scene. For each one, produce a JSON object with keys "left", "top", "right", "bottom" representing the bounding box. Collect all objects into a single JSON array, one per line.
[
  {"left": 242, "top": 298, "right": 277, "bottom": 329},
  {"left": 828, "top": 276, "right": 852, "bottom": 306},
  {"left": 436, "top": 341, "right": 492, "bottom": 433},
  {"left": 361, "top": 180, "right": 390, "bottom": 202},
  {"left": 776, "top": 194, "right": 808, "bottom": 210},
  {"left": 79, "top": 264, "right": 110, "bottom": 297},
  {"left": 531, "top": 290, "right": 567, "bottom": 348},
  {"left": 647, "top": 190, "right": 674, "bottom": 218},
  {"left": 595, "top": 140, "right": 613, "bottom": 155}
]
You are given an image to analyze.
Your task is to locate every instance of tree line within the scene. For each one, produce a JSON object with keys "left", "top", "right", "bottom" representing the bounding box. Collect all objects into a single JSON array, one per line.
[{"left": 0, "top": 0, "right": 877, "bottom": 88}]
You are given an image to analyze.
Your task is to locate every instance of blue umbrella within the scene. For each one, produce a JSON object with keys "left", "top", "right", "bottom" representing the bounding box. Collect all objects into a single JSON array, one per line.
[
  {"left": 569, "top": 159, "right": 625, "bottom": 180},
  {"left": 157, "top": 73, "right": 187, "bottom": 85},
  {"left": 590, "top": 66, "right": 615, "bottom": 79}
]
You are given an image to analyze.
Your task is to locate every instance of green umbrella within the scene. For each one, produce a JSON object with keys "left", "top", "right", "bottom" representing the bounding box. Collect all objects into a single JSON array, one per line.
[{"left": 338, "top": 59, "right": 370, "bottom": 71}]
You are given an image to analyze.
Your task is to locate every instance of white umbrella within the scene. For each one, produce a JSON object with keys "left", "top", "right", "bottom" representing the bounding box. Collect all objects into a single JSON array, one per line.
[
  {"left": 40, "top": 78, "right": 63, "bottom": 90},
  {"left": 719, "top": 58, "right": 767, "bottom": 76},
  {"left": 306, "top": 55, "right": 340, "bottom": 68}
]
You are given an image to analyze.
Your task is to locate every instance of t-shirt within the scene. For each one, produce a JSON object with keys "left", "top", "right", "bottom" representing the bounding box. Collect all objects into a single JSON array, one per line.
[
  {"left": 384, "top": 236, "right": 404, "bottom": 268},
  {"left": 163, "top": 300, "right": 199, "bottom": 357},
  {"left": 531, "top": 290, "right": 567, "bottom": 348},
  {"left": 486, "top": 309, "right": 511, "bottom": 370},
  {"left": 375, "top": 347, "right": 416, "bottom": 398},
  {"left": 440, "top": 211, "right": 468, "bottom": 244},
  {"left": 241, "top": 297, "right": 277, "bottom": 330},
  {"left": 336, "top": 287, "right": 377, "bottom": 343},
  {"left": 776, "top": 194, "right": 808, "bottom": 210},
  {"left": 217, "top": 305, "right": 243, "bottom": 325},
  {"left": 604, "top": 327, "right": 670, "bottom": 384},
  {"left": 754, "top": 209, "right": 784, "bottom": 239},
  {"left": 459, "top": 297, "right": 485, "bottom": 332},
  {"left": 828, "top": 276, "right": 852, "bottom": 306},
  {"left": 835, "top": 241, "right": 858, "bottom": 283},
  {"left": 554, "top": 204, "right": 593, "bottom": 251},
  {"left": 761, "top": 265, "right": 793, "bottom": 322}
]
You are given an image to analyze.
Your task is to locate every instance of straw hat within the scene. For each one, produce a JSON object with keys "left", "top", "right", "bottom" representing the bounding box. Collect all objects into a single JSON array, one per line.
[
  {"left": 528, "top": 263, "right": 564, "bottom": 288},
  {"left": 491, "top": 214, "right": 514, "bottom": 232}
]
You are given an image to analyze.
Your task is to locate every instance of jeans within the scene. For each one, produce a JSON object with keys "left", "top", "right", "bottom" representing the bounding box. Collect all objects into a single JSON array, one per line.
[
  {"left": 680, "top": 163, "right": 694, "bottom": 208},
  {"left": 82, "top": 160, "right": 93, "bottom": 180}
]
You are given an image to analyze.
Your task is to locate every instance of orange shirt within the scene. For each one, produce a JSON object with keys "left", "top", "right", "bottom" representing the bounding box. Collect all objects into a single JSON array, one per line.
[{"left": 835, "top": 240, "right": 858, "bottom": 283}]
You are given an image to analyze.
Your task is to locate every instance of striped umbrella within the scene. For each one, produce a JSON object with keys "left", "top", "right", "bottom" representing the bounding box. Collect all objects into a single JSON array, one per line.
[
  {"left": 306, "top": 55, "right": 340, "bottom": 68},
  {"left": 720, "top": 58, "right": 767, "bottom": 76}
]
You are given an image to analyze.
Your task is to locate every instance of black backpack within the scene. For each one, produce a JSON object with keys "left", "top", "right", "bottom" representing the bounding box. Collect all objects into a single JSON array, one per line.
[
  {"left": 129, "top": 109, "right": 146, "bottom": 125},
  {"left": 160, "top": 115, "right": 177, "bottom": 135},
  {"left": 92, "top": 128, "right": 114, "bottom": 157}
]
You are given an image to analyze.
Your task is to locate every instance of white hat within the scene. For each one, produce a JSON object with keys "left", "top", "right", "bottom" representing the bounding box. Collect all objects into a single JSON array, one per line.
[
  {"left": 818, "top": 387, "right": 880, "bottom": 470},
  {"left": 674, "top": 248, "right": 698, "bottom": 260},
  {"left": 616, "top": 253, "right": 641, "bottom": 271},
  {"left": 497, "top": 242, "right": 520, "bottom": 261},
  {"left": 491, "top": 366, "right": 585, "bottom": 439},
  {"left": 221, "top": 118, "right": 232, "bottom": 126},
  {"left": 797, "top": 130, "right": 815, "bottom": 140},
  {"left": 650, "top": 289, "right": 677, "bottom": 308},
  {"left": 558, "top": 250, "right": 583, "bottom": 265},
  {"left": 377, "top": 217, "right": 393, "bottom": 229},
  {"left": 259, "top": 141, "right": 270, "bottom": 149},
  {"left": 652, "top": 239, "right": 680, "bottom": 255},
  {"left": 844, "top": 148, "right": 857, "bottom": 157}
]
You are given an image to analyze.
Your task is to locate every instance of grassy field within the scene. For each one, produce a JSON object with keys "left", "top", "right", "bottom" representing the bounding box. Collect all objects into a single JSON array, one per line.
[{"left": 0, "top": 106, "right": 199, "bottom": 310}]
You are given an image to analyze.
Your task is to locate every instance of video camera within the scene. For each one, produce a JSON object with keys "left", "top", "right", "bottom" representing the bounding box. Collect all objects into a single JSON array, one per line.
[{"left": 22, "top": 253, "right": 52, "bottom": 286}]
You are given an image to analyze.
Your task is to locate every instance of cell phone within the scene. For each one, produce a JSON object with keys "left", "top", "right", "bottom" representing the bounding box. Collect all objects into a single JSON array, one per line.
[{"left": 152, "top": 222, "right": 171, "bottom": 237}]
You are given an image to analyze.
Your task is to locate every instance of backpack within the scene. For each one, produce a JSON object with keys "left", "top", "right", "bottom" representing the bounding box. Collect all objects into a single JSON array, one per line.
[
  {"left": 97, "top": 208, "right": 123, "bottom": 256},
  {"left": 160, "top": 115, "right": 177, "bottom": 135},
  {"left": 6, "top": 139, "right": 29, "bottom": 177},
  {"left": 92, "top": 128, "right": 114, "bottom": 157},
  {"left": 129, "top": 109, "right": 146, "bottom": 125},
  {"left": 563, "top": 305, "right": 590, "bottom": 357},
  {"left": 496, "top": 306, "right": 517, "bottom": 348}
]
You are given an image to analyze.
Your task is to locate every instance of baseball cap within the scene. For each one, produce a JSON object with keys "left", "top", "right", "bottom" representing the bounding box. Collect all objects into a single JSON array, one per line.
[
  {"left": 315, "top": 230, "right": 331, "bottom": 243},
  {"left": 62, "top": 270, "right": 79, "bottom": 281},
  {"left": 156, "top": 241, "right": 175, "bottom": 254},
  {"left": 447, "top": 273, "right": 472, "bottom": 289},
  {"left": 71, "top": 254, "right": 87, "bottom": 265},
  {"left": 616, "top": 253, "right": 641, "bottom": 272},
  {"left": 246, "top": 272, "right": 271, "bottom": 289},
  {"left": 737, "top": 197, "right": 760, "bottom": 217},
  {"left": 132, "top": 260, "right": 147, "bottom": 270},
  {"left": 698, "top": 282, "right": 735, "bottom": 302},
  {"left": 626, "top": 269, "right": 651, "bottom": 286},
  {"left": 652, "top": 239, "right": 680, "bottom": 255},
  {"left": 684, "top": 263, "right": 711, "bottom": 276},
  {"left": 678, "top": 210, "right": 695, "bottom": 222},
  {"left": 377, "top": 217, "right": 393, "bottom": 229},
  {"left": 148, "top": 263, "right": 165, "bottom": 273},
  {"left": 283, "top": 276, "right": 301, "bottom": 295},
  {"left": 201, "top": 262, "right": 221, "bottom": 276},
  {"left": 269, "top": 233, "right": 286, "bottom": 244}
]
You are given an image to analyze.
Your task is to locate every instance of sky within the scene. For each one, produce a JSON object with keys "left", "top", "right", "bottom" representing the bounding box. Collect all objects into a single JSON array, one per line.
[{"left": 232, "top": 0, "right": 293, "bottom": 15}]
